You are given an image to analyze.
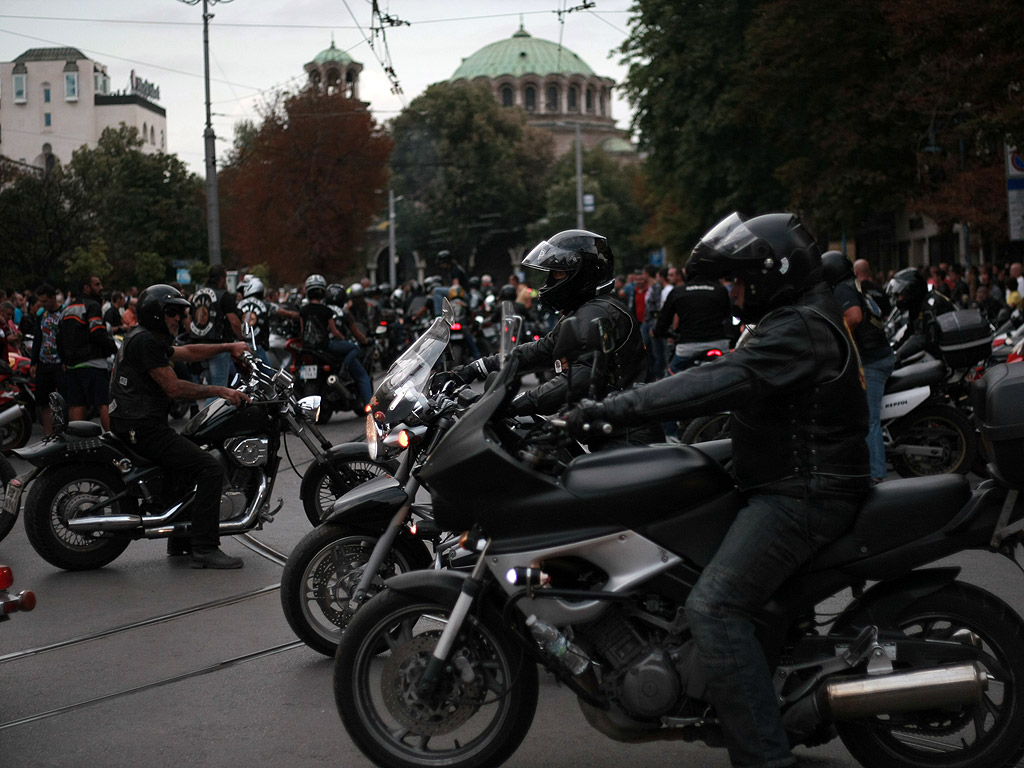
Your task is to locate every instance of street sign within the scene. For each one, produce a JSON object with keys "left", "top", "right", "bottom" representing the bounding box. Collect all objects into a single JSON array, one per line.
[
  {"left": 1006, "top": 144, "right": 1024, "bottom": 241},
  {"left": 583, "top": 193, "right": 595, "bottom": 213},
  {"left": 176, "top": 268, "right": 191, "bottom": 285}
]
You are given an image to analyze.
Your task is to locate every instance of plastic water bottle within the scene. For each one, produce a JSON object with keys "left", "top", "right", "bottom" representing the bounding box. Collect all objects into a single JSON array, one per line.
[{"left": 526, "top": 615, "right": 590, "bottom": 675}]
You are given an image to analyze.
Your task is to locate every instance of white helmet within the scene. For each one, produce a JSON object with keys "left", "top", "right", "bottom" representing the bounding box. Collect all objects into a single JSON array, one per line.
[
  {"left": 348, "top": 282, "right": 364, "bottom": 298},
  {"left": 242, "top": 277, "right": 264, "bottom": 298}
]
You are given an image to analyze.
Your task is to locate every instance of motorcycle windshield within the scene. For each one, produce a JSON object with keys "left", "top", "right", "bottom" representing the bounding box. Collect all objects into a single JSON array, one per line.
[
  {"left": 499, "top": 300, "right": 522, "bottom": 363},
  {"left": 368, "top": 316, "right": 449, "bottom": 423}
]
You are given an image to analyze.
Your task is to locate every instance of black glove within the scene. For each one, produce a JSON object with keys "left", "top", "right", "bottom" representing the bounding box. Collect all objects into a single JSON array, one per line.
[
  {"left": 452, "top": 358, "right": 489, "bottom": 385},
  {"left": 565, "top": 398, "right": 609, "bottom": 441}
]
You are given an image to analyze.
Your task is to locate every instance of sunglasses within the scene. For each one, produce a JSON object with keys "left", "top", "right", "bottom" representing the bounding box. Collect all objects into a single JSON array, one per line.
[{"left": 164, "top": 307, "right": 185, "bottom": 318}]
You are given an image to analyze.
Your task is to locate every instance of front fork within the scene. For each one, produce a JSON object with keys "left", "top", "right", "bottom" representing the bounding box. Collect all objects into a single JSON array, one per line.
[{"left": 417, "top": 538, "right": 491, "bottom": 697}]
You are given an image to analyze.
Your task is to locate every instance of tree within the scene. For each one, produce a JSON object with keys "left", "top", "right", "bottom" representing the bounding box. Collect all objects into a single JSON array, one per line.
[
  {"left": 389, "top": 82, "right": 554, "bottom": 271},
  {"left": 64, "top": 238, "right": 112, "bottom": 286},
  {"left": 67, "top": 125, "right": 206, "bottom": 282},
  {"left": 219, "top": 89, "right": 393, "bottom": 283},
  {"left": 134, "top": 251, "right": 167, "bottom": 287},
  {"left": 527, "top": 148, "right": 656, "bottom": 271}
]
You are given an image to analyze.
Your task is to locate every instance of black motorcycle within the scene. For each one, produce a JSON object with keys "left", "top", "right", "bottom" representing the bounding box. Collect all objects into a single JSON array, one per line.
[
  {"left": 2, "top": 353, "right": 391, "bottom": 568},
  {"left": 290, "top": 339, "right": 375, "bottom": 424},
  {"left": 334, "top": 336, "right": 1024, "bottom": 768}
]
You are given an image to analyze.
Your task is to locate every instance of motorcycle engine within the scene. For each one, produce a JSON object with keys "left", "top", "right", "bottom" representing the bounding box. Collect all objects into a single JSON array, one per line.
[
  {"left": 224, "top": 437, "right": 269, "bottom": 467},
  {"left": 584, "top": 608, "right": 683, "bottom": 720}
]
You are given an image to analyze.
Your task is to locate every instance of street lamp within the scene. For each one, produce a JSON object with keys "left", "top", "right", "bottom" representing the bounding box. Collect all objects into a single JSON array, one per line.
[{"left": 178, "top": 0, "right": 233, "bottom": 266}]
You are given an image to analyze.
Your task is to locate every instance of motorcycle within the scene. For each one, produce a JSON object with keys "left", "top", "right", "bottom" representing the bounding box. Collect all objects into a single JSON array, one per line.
[
  {"left": 1, "top": 355, "right": 35, "bottom": 453},
  {"left": 333, "top": 330, "right": 1024, "bottom": 768},
  {"left": 288, "top": 338, "right": 376, "bottom": 424},
  {"left": 0, "top": 563, "right": 36, "bottom": 623},
  {"left": 280, "top": 302, "right": 516, "bottom": 656},
  {"left": 0, "top": 350, "right": 392, "bottom": 565}
]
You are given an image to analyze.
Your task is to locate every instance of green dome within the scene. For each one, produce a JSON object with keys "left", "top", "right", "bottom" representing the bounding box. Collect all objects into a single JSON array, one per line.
[
  {"left": 450, "top": 26, "right": 596, "bottom": 81},
  {"left": 313, "top": 40, "right": 353, "bottom": 66}
]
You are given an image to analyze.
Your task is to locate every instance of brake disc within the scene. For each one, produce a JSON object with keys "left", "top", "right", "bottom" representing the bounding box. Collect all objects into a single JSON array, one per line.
[{"left": 380, "top": 633, "right": 484, "bottom": 736}]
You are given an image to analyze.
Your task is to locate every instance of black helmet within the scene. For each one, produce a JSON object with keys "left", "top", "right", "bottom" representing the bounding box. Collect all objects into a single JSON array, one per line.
[
  {"left": 822, "top": 250, "right": 854, "bottom": 288},
  {"left": 305, "top": 273, "right": 327, "bottom": 300},
  {"left": 325, "top": 283, "right": 346, "bottom": 305},
  {"left": 522, "top": 229, "right": 614, "bottom": 312},
  {"left": 138, "top": 284, "right": 191, "bottom": 333},
  {"left": 468, "top": 275, "right": 481, "bottom": 290},
  {"left": 888, "top": 267, "right": 925, "bottom": 312},
  {"left": 687, "top": 212, "right": 821, "bottom": 322},
  {"left": 498, "top": 284, "right": 517, "bottom": 302}
]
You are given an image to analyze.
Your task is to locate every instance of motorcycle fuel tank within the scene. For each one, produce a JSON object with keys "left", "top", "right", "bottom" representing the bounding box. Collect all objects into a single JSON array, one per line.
[{"left": 182, "top": 399, "right": 271, "bottom": 445}]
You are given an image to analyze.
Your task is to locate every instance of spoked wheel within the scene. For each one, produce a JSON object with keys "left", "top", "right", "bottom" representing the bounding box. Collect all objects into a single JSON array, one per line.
[
  {"left": 837, "top": 583, "right": 1024, "bottom": 768},
  {"left": 300, "top": 455, "right": 395, "bottom": 526},
  {"left": 280, "top": 524, "right": 431, "bottom": 656},
  {"left": 335, "top": 589, "right": 539, "bottom": 768},
  {"left": 890, "top": 405, "right": 976, "bottom": 477},
  {"left": 1, "top": 405, "right": 33, "bottom": 453},
  {"left": 23, "top": 465, "right": 132, "bottom": 570}
]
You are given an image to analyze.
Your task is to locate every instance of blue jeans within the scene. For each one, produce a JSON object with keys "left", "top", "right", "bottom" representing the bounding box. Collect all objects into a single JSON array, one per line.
[
  {"left": 328, "top": 339, "right": 373, "bottom": 406},
  {"left": 863, "top": 352, "right": 895, "bottom": 480},
  {"left": 685, "top": 491, "right": 858, "bottom": 767},
  {"left": 642, "top": 320, "right": 665, "bottom": 380},
  {"left": 197, "top": 351, "right": 233, "bottom": 407}
]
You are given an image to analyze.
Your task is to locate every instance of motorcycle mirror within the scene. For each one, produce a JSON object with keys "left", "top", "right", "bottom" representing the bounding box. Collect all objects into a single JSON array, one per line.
[
  {"left": 588, "top": 317, "right": 614, "bottom": 355},
  {"left": 297, "top": 394, "right": 321, "bottom": 422},
  {"left": 441, "top": 298, "right": 455, "bottom": 327}
]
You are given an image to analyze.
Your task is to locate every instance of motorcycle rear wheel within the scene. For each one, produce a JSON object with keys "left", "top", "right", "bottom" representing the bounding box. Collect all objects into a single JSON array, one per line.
[
  {"left": 681, "top": 412, "right": 731, "bottom": 444},
  {"left": 1, "top": 406, "right": 33, "bottom": 453},
  {"left": 23, "top": 465, "right": 132, "bottom": 570},
  {"left": 0, "top": 451, "right": 17, "bottom": 542},
  {"left": 280, "top": 523, "right": 432, "bottom": 656},
  {"left": 837, "top": 583, "right": 1024, "bottom": 768},
  {"left": 300, "top": 455, "right": 395, "bottom": 526},
  {"left": 890, "top": 404, "right": 976, "bottom": 478},
  {"left": 335, "top": 589, "right": 539, "bottom": 768}
]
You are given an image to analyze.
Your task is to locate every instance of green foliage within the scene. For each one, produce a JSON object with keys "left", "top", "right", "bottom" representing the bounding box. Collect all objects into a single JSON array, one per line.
[
  {"left": 134, "top": 251, "right": 167, "bottom": 287},
  {"left": 247, "top": 262, "right": 270, "bottom": 282},
  {"left": 389, "top": 82, "right": 554, "bottom": 264},
  {"left": 64, "top": 238, "right": 112, "bottom": 286},
  {"left": 186, "top": 259, "right": 210, "bottom": 287}
]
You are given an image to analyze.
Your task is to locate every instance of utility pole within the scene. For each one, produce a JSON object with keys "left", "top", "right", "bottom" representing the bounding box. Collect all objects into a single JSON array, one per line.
[
  {"left": 575, "top": 122, "right": 584, "bottom": 229},
  {"left": 179, "top": 0, "right": 231, "bottom": 265},
  {"left": 388, "top": 190, "right": 400, "bottom": 288}
]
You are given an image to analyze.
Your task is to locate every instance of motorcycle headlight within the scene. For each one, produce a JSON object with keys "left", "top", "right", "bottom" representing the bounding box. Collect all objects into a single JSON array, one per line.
[
  {"left": 366, "top": 412, "right": 382, "bottom": 460},
  {"left": 297, "top": 395, "right": 321, "bottom": 422}
]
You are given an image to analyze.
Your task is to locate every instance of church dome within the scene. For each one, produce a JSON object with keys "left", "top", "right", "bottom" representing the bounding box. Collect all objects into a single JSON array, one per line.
[
  {"left": 450, "top": 26, "right": 596, "bottom": 81},
  {"left": 312, "top": 40, "right": 353, "bottom": 67}
]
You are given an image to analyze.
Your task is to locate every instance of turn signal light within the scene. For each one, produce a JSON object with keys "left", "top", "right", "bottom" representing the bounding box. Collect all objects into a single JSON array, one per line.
[
  {"left": 0, "top": 566, "right": 12, "bottom": 590},
  {"left": 397, "top": 430, "right": 411, "bottom": 449},
  {"left": 451, "top": 322, "right": 463, "bottom": 331}
]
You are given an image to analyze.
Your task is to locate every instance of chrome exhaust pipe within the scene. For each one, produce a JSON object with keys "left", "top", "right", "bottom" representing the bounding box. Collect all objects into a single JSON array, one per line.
[
  {"left": 0, "top": 403, "right": 28, "bottom": 427},
  {"left": 67, "top": 514, "right": 142, "bottom": 531},
  {"left": 819, "top": 663, "right": 988, "bottom": 720},
  {"left": 325, "top": 374, "right": 353, "bottom": 398}
]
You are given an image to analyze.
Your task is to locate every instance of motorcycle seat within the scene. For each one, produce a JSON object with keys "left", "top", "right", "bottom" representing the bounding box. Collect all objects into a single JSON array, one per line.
[
  {"left": 67, "top": 421, "right": 103, "bottom": 438},
  {"left": 806, "top": 473, "right": 971, "bottom": 572},
  {"left": 885, "top": 359, "right": 946, "bottom": 394}
]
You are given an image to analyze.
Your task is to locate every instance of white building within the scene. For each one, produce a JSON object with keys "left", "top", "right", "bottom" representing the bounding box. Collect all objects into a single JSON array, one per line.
[{"left": 0, "top": 47, "right": 166, "bottom": 170}]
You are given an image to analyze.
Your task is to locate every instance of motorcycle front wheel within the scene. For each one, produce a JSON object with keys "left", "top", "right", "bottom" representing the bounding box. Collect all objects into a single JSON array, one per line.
[
  {"left": 889, "top": 404, "right": 976, "bottom": 477},
  {"left": 23, "top": 464, "right": 132, "bottom": 570},
  {"left": 837, "top": 583, "right": 1024, "bottom": 768},
  {"left": 335, "top": 589, "right": 539, "bottom": 768},
  {"left": 300, "top": 455, "right": 395, "bottom": 526},
  {"left": 681, "top": 412, "right": 731, "bottom": 444},
  {"left": 280, "top": 523, "right": 432, "bottom": 656}
]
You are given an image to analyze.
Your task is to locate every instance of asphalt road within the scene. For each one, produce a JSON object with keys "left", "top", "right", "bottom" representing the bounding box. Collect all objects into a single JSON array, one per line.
[{"left": 2, "top": 414, "right": 1023, "bottom": 768}]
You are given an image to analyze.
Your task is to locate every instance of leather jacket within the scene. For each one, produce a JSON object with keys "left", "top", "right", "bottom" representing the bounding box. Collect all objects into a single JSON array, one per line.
[
  {"left": 600, "top": 282, "right": 870, "bottom": 497},
  {"left": 481, "top": 292, "right": 650, "bottom": 416}
]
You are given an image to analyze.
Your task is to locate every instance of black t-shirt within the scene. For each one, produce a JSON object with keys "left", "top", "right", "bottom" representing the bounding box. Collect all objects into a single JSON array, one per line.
[
  {"left": 299, "top": 302, "right": 335, "bottom": 350},
  {"left": 104, "top": 306, "right": 123, "bottom": 331},
  {"left": 109, "top": 327, "right": 175, "bottom": 430},
  {"left": 654, "top": 280, "right": 733, "bottom": 342},
  {"left": 833, "top": 279, "right": 891, "bottom": 363}
]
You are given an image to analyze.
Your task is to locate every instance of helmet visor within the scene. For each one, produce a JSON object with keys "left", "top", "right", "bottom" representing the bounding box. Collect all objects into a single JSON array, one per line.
[
  {"left": 697, "top": 213, "right": 760, "bottom": 257},
  {"left": 522, "top": 240, "right": 583, "bottom": 273}
]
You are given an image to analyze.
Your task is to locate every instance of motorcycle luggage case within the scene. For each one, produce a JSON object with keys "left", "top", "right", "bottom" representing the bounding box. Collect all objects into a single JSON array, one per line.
[
  {"left": 973, "top": 363, "right": 1024, "bottom": 484},
  {"left": 937, "top": 309, "right": 992, "bottom": 369}
]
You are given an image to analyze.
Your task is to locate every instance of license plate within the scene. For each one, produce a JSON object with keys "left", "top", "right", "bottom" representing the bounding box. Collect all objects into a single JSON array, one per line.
[
  {"left": 3, "top": 481, "right": 23, "bottom": 515},
  {"left": 300, "top": 364, "right": 319, "bottom": 380},
  {"left": 450, "top": 333, "right": 463, "bottom": 340}
]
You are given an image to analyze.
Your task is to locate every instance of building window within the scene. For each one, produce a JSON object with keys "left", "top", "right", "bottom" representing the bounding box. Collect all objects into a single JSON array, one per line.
[
  {"left": 151, "top": 126, "right": 155, "bottom": 144},
  {"left": 546, "top": 85, "right": 559, "bottom": 113},
  {"left": 524, "top": 85, "right": 536, "bottom": 112},
  {"left": 143, "top": 122, "right": 148, "bottom": 142},
  {"left": 44, "top": 113, "right": 51, "bottom": 127},
  {"left": 500, "top": 85, "right": 513, "bottom": 107},
  {"left": 161, "top": 130, "right": 165, "bottom": 149},
  {"left": 65, "top": 72, "right": 78, "bottom": 101},
  {"left": 43, "top": 84, "right": 51, "bottom": 103},
  {"left": 567, "top": 86, "right": 578, "bottom": 112},
  {"left": 94, "top": 72, "right": 109, "bottom": 94},
  {"left": 13, "top": 74, "right": 27, "bottom": 103},
  {"left": 585, "top": 88, "right": 594, "bottom": 114}
]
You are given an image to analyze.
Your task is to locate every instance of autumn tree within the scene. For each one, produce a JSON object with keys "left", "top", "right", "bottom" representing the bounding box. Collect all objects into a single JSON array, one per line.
[
  {"left": 219, "top": 89, "right": 393, "bottom": 283},
  {"left": 388, "top": 82, "right": 554, "bottom": 271}
]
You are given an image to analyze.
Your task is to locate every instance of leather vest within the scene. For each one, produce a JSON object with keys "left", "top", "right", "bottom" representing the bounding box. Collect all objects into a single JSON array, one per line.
[{"left": 108, "top": 327, "right": 172, "bottom": 427}]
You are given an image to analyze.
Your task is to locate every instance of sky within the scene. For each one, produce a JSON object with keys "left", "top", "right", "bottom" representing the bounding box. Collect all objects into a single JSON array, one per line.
[{"left": 0, "top": 0, "right": 637, "bottom": 176}]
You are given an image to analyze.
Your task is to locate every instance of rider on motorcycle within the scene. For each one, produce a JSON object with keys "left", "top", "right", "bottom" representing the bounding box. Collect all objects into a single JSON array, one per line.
[
  {"left": 236, "top": 277, "right": 299, "bottom": 367},
  {"left": 108, "top": 284, "right": 250, "bottom": 569},
  {"left": 888, "top": 266, "right": 956, "bottom": 365},
  {"left": 455, "top": 229, "right": 658, "bottom": 447},
  {"left": 567, "top": 213, "right": 870, "bottom": 768}
]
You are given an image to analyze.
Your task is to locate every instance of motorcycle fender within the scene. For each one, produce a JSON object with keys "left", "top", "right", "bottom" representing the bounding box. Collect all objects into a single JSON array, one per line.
[
  {"left": 322, "top": 474, "right": 408, "bottom": 525},
  {"left": 299, "top": 443, "right": 399, "bottom": 502},
  {"left": 385, "top": 569, "right": 468, "bottom": 605},
  {"left": 880, "top": 385, "right": 931, "bottom": 421},
  {"left": 832, "top": 567, "right": 961, "bottom": 633}
]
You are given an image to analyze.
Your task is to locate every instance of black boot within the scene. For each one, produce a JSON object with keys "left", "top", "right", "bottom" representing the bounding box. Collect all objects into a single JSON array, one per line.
[
  {"left": 190, "top": 547, "right": 243, "bottom": 569},
  {"left": 167, "top": 537, "right": 192, "bottom": 556}
]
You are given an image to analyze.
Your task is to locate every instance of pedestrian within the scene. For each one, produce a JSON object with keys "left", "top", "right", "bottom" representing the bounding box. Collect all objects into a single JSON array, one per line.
[
  {"left": 57, "top": 275, "right": 116, "bottom": 430},
  {"left": 0, "top": 300, "right": 22, "bottom": 356},
  {"left": 29, "top": 284, "right": 65, "bottom": 435},
  {"left": 187, "top": 264, "right": 242, "bottom": 393},
  {"left": 104, "top": 291, "right": 127, "bottom": 334}
]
